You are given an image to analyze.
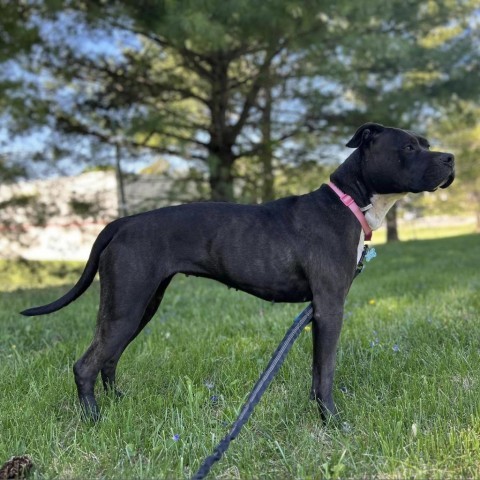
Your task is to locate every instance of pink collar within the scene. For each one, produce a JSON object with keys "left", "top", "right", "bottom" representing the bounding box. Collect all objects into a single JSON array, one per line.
[{"left": 328, "top": 182, "right": 372, "bottom": 241}]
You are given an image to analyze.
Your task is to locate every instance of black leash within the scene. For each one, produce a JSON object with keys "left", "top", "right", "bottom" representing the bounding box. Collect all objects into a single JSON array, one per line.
[
  {"left": 192, "top": 304, "right": 313, "bottom": 480},
  {"left": 192, "top": 246, "right": 375, "bottom": 479}
]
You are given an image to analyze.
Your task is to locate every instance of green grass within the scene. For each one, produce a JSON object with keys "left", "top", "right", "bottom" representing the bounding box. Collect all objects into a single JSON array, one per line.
[{"left": 1, "top": 233, "right": 479, "bottom": 479}]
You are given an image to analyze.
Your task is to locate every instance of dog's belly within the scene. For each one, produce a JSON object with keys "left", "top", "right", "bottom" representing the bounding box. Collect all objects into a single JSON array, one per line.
[
  {"left": 179, "top": 246, "right": 312, "bottom": 303},
  {"left": 183, "top": 272, "right": 312, "bottom": 303},
  {"left": 213, "top": 274, "right": 312, "bottom": 303},
  {"left": 181, "top": 249, "right": 312, "bottom": 303}
]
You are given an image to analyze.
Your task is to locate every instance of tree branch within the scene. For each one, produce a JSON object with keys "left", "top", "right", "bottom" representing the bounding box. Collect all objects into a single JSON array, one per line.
[
  {"left": 229, "top": 42, "right": 287, "bottom": 141},
  {"left": 234, "top": 124, "right": 306, "bottom": 160},
  {"left": 55, "top": 111, "right": 208, "bottom": 162}
]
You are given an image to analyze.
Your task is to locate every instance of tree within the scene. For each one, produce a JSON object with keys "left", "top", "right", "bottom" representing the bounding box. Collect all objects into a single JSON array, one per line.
[
  {"left": 2, "top": 0, "right": 479, "bottom": 210},
  {"left": 3, "top": 0, "right": 339, "bottom": 201}
]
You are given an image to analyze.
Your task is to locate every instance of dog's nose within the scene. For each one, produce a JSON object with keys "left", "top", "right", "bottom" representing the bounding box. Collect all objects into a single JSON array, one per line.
[{"left": 443, "top": 154, "right": 455, "bottom": 166}]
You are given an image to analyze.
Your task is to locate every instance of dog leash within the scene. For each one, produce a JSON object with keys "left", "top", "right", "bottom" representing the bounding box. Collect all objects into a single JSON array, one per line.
[
  {"left": 192, "top": 304, "right": 313, "bottom": 480},
  {"left": 191, "top": 245, "right": 376, "bottom": 479}
]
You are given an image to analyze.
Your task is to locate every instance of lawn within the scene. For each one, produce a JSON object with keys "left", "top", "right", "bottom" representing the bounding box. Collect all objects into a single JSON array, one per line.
[{"left": 1, "top": 233, "right": 479, "bottom": 479}]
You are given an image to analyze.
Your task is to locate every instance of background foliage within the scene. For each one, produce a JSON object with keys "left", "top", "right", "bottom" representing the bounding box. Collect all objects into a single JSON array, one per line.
[{"left": 1, "top": 0, "right": 479, "bottom": 211}]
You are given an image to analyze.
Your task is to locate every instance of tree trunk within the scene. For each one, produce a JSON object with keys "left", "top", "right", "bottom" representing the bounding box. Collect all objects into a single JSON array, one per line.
[
  {"left": 115, "top": 143, "right": 128, "bottom": 217},
  {"left": 207, "top": 57, "right": 236, "bottom": 202},
  {"left": 260, "top": 81, "right": 274, "bottom": 202},
  {"left": 208, "top": 150, "right": 235, "bottom": 202},
  {"left": 386, "top": 204, "right": 399, "bottom": 242}
]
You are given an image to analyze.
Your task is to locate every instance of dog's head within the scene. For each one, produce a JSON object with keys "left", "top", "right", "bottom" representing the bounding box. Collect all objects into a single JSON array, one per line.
[{"left": 346, "top": 122, "right": 455, "bottom": 194}]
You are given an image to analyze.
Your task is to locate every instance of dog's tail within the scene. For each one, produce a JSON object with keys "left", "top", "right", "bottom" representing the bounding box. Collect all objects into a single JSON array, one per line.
[{"left": 20, "top": 220, "right": 121, "bottom": 317}]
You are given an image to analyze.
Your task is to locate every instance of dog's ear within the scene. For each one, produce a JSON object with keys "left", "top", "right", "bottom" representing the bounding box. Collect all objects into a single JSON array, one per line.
[{"left": 346, "top": 123, "right": 385, "bottom": 148}]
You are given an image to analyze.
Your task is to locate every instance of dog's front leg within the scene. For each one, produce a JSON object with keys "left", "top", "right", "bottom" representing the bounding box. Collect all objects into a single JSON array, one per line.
[{"left": 310, "top": 305, "right": 344, "bottom": 420}]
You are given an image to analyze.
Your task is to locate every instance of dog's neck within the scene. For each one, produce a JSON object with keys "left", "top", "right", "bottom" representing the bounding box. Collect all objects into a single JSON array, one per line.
[
  {"left": 364, "top": 193, "right": 405, "bottom": 231},
  {"left": 329, "top": 150, "right": 372, "bottom": 209}
]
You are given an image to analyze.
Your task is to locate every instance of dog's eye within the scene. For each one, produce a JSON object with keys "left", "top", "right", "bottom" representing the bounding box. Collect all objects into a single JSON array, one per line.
[{"left": 404, "top": 145, "right": 415, "bottom": 151}]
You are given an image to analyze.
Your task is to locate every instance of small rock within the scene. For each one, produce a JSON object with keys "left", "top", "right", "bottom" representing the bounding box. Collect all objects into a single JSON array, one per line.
[{"left": 0, "top": 456, "right": 33, "bottom": 480}]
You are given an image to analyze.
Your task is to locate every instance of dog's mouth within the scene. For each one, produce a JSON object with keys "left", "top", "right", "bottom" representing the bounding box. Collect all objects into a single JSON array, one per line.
[
  {"left": 427, "top": 167, "right": 455, "bottom": 192},
  {"left": 439, "top": 169, "right": 455, "bottom": 189}
]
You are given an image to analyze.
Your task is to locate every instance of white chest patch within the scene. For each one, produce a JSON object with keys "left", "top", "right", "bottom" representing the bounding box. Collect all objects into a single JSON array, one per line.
[
  {"left": 364, "top": 193, "right": 405, "bottom": 231},
  {"left": 356, "top": 193, "right": 405, "bottom": 263}
]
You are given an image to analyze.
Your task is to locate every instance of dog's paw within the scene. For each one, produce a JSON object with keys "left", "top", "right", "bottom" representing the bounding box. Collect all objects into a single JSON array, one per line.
[
  {"left": 310, "top": 393, "right": 339, "bottom": 424},
  {"left": 114, "top": 389, "right": 125, "bottom": 400},
  {"left": 105, "top": 387, "right": 125, "bottom": 400},
  {"left": 79, "top": 398, "right": 101, "bottom": 423}
]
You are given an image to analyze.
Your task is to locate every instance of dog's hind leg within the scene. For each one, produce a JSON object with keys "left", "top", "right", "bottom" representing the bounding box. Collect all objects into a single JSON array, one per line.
[
  {"left": 100, "top": 277, "right": 172, "bottom": 396},
  {"left": 73, "top": 253, "right": 171, "bottom": 421}
]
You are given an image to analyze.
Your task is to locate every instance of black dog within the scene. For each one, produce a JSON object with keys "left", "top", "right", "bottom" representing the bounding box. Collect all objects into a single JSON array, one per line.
[{"left": 22, "top": 123, "right": 455, "bottom": 420}]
